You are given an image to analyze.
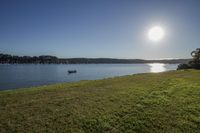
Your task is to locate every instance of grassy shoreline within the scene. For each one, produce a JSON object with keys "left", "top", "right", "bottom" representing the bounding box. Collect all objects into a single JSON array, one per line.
[{"left": 0, "top": 70, "right": 200, "bottom": 132}]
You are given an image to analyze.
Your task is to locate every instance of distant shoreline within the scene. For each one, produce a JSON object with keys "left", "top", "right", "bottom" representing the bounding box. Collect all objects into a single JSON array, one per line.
[
  {"left": 0, "top": 62, "right": 183, "bottom": 65},
  {"left": 0, "top": 53, "right": 191, "bottom": 64}
]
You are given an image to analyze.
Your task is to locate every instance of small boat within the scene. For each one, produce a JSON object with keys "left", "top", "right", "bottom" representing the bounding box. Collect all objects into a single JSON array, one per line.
[{"left": 68, "top": 70, "right": 77, "bottom": 74}]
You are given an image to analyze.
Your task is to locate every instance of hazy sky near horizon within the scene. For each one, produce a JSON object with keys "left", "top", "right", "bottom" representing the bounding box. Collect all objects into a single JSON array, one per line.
[{"left": 0, "top": 0, "right": 200, "bottom": 59}]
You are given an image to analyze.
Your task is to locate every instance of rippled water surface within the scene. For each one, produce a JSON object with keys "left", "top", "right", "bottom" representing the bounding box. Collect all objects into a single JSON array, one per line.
[{"left": 0, "top": 63, "right": 178, "bottom": 90}]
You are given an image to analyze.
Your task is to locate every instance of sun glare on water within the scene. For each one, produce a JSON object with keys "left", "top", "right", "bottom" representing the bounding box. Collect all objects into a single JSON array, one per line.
[{"left": 149, "top": 63, "right": 166, "bottom": 73}]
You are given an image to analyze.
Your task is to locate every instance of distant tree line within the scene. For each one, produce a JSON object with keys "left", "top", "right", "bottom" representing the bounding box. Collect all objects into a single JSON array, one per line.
[
  {"left": 0, "top": 54, "right": 60, "bottom": 64},
  {"left": 177, "top": 48, "right": 200, "bottom": 70},
  {"left": 0, "top": 53, "right": 191, "bottom": 64}
]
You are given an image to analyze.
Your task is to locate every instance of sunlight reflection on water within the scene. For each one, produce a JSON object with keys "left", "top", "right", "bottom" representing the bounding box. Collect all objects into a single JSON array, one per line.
[{"left": 148, "top": 63, "right": 166, "bottom": 73}]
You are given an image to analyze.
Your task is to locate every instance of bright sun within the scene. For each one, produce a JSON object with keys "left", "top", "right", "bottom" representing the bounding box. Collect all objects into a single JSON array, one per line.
[{"left": 148, "top": 26, "right": 164, "bottom": 42}]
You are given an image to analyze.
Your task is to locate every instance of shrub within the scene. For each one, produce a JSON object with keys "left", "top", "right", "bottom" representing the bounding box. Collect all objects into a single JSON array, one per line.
[
  {"left": 177, "top": 48, "right": 200, "bottom": 70},
  {"left": 177, "top": 64, "right": 191, "bottom": 70}
]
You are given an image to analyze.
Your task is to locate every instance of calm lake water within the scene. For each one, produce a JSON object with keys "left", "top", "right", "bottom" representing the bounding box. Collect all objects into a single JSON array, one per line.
[{"left": 0, "top": 63, "right": 178, "bottom": 90}]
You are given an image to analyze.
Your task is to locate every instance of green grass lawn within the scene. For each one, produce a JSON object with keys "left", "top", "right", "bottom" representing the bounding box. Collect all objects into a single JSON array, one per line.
[{"left": 0, "top": 70, "right": 200, "bottom": 132}]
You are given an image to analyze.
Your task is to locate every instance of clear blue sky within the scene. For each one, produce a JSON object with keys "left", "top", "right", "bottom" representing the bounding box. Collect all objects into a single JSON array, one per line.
[{"left": 0, "top": 0, "right": 200, "bottom": 59}]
